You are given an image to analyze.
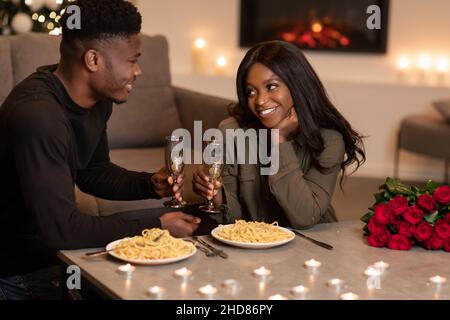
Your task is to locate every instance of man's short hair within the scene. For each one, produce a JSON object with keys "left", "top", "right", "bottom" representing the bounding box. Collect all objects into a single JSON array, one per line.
[{"left": 60, "top": 0, "right": 142, "bottom": 44}]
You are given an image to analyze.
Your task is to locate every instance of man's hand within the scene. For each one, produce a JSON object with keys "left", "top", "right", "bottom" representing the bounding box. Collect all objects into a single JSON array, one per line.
[
  {"left": 274, "top": 107, "right": 299, "bottom": 144},
  {"left": 159, "top": 212, "right": 201, "bottom": 238},
  {"left": 151, "top": 167, "right": 184, "bottom": 202}
]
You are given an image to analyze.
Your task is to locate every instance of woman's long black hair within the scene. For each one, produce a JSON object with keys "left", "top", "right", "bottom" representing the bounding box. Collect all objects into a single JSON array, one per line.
[{"left": 230, "top": 41, "right": 366, "bottom": 185}]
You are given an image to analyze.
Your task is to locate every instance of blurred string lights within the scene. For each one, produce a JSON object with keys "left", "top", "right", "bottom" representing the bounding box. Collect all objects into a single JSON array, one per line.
[{"left": 0, "top": 0, "right": 75, "bottom": 36}]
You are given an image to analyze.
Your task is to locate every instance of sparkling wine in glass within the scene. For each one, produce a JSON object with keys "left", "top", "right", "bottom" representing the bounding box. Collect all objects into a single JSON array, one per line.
[
  {"left": 199, "top": 140, "right": 224, "bottom": 214},
  {"left": 164, "top": 136, "right": 187, "bottom": 208}
]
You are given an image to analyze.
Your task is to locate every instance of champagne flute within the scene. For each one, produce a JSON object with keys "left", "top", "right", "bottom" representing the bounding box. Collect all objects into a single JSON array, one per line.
[
  {"left": 164, "top": 136, "right": 187, "bottom": 208},
  {"left": 199, "top": 140, "right": 224, "bottom": 214}
]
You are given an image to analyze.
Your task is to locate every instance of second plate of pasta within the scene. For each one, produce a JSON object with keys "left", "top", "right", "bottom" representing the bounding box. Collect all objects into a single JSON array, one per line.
[
  {"left": 211, "top": 220, "right": 295, "bottom": 249},
  {"left": 106, "top": 228, "right": 197, "bottom": 265}
]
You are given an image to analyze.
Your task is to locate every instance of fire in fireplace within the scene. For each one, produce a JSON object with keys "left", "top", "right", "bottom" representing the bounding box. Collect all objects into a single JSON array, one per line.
[{"left": 240, "top": 0, "right": 389, "bottom": 53}]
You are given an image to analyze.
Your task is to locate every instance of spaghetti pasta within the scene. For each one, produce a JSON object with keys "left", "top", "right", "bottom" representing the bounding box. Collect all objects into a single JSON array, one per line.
[
  {"left": 216, "top": 220, "right": 293, "bottom": 243},
  {"left": 113, "top": 228, "right": 195, "bottom": 260}
]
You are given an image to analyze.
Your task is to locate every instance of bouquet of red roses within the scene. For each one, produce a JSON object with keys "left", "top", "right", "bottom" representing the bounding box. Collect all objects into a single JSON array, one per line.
[{"left": 361, "top": 178, "right": 450, "bottom": 251}]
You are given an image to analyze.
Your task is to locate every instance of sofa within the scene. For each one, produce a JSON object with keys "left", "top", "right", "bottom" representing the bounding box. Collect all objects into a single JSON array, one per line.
[{"left": 0, "top": 32, "right": 234, "bottom": 216}]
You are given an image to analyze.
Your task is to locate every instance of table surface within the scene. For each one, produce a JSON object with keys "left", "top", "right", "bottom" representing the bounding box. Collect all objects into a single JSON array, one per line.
[{"left": 58, "top": 220, "right": 450, "bottom": 300}]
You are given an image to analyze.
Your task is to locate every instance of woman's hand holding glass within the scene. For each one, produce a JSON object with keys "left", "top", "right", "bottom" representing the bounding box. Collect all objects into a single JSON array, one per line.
[{"left": 193, "top": 165, "right": 224, "bottom": 209}]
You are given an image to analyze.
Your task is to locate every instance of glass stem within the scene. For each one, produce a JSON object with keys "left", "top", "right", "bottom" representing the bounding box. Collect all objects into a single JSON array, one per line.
[{"left": 208, "top": 185, "right": 215, "bottom": 209}]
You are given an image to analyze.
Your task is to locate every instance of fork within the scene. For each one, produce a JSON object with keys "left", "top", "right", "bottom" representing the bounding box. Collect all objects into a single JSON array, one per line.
[
  {"left": 192, "top": 236, "right": 228, "bottom": 259},
  {"left": 185, "top": 239, "right": 216, "bottom": 257}
]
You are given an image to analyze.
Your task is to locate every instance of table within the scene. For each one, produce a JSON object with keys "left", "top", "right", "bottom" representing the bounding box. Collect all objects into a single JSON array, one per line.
[{"left": 58, "top": 220, "right": 450, "bottom": 300}]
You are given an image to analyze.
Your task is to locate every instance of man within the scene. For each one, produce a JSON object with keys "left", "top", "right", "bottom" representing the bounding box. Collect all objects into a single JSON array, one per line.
[{"left": 0, "top": 0, "right": 200, "bottom": 299}]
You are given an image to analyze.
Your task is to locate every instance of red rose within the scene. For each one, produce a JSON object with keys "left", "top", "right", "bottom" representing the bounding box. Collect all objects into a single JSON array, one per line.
[
  {"left": 403, "top": 206, "right": 424, "bottom": 225},
  {"left": 415, "top": 221, "right": 433, "bottom": 241},
  {"left": 368, "top": 218, "right": 387, "bottom": 235},
  {"left": 434, "top": 220, "right": 450, "bottom": 239},
  {"left": 398, "top": 221, "right": 416, "bottom": 238},
  {"left": 389, "top": 196, "right": 409, "bottom": 216},
  {"left": 367, "top": 229, "right": 390, "bottom": 248},
  {"left": 373, "top": 203, "right": 393, "bottom": 225},
  {"left": 417, "top": 194, "right": 437, "bottom": 213},
  {"left": 434, "top": 186, "right": 450, "bottom": 205},
  {"left": 443, "top": 238, "right": 450, "bottom": 252},
  {"left": 422, "top": 231, "right": 444, "bottom": 250},
  {"left": 445, "top": 213, "right": 450, "bottom": 224},
  {"left": 389, "top": 217, "right": 403, "bottom": 233},
  {"left": 387, "top": 234, "right": 413, "bottom": 250}
]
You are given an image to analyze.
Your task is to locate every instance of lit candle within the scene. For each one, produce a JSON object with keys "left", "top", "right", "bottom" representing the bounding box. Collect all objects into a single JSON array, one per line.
[
  {"left": 429, "top": 276, "right": 447, "bottom": 291},
  {"left": 253, "top": 267, "right": 272, "bottom": 281},
  {"left": 147, "top": 286, "right": 165, "bottom": 299},
  {"left": 117, "top": 264, "right": 135, "bottom": 279},
  {"left": 222, "top": 279, "right": 241, "bottom": 295},
  {"left": 340, "top": 292, "right": 359, "bottom": 300},
  {"left": 327, "top": 278, "right": 346, "bottom": 292},
  {"left": 364, "top": 266, "right": 382, "bottom": 277},
  {"left": 365, "top": 266, "right": 382, "bottom": 290},
  {"left": 173, "top": 267, "right": 193, "bottom": 280},
  {"left": 304, "top": 259, "right": 322, "bottom": 271},
  {"left": 418, "top": 54, "right": 433, "bottom": 71},
  {"left": 397, "top": 56, "right": 411, "bottom": 71},
  {"left": 268, "top": 294, "right": 288, "bottom": 300},
  {"left": 214, "top": 56, "right": 227, "bottom": 75},
  {"left": 198, "top": 284, "right": 218, "bottom": 298},
  {"left": 373, "top": 261, "right": 390, "bottom": 274},
  {"left": 192, "top": 38, "right": 208, "bottom": 75},
  {"left": 291, "top": 285, "right": 310, "bottom": 299},
  {"left": 435, "top": 57, "right": 449, "bottom": 74}
]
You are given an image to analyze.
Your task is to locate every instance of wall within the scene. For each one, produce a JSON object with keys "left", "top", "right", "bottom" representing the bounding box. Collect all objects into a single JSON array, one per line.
[{"left": 138, "top": 0, "right": 450, "bottom": 181}]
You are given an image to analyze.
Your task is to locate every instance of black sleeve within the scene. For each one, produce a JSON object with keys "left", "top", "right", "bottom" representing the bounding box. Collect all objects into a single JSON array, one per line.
[
  {"left": 11, "top": 103, "right": 161, "bottom": 250},
  {"left": 76, "top": 127, "right": 161, "bottom": 200}
]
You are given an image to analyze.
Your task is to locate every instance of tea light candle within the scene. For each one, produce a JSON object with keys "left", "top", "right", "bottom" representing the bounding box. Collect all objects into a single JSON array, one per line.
[
  {"left": 291, "top": 285, "right": 310, "bottom": 299},
  {"left": 268, "top": 294, "right": 288, "bottom": 300},
  {"left": 147, "top": 286, "right": 165, "bottom": 299},
  {"left": 304, "top": 259, "right": 322, "bottom": 271},
  {"left": 327, "top": 278, "right": 345, "bottom": 292},
  {"left": 340, "top": 292, "right": 359, "bottom": 300},
  {"left": 173, "top": 267, "right": 193, "bottom": 280},
  {"left": 429, "top": 276, "right": 447, "bottom": 291},
  {"left": 222, "top": 279, "right": 241, "bottom": 295},
  {"left": 373, "top": 261, "right": 390, "bottom": 274},
  {"left": 253, "top": 267, "right": 272, "bottom": 281},
  {"left": 364, "top": 266, "right": 382, "bottom": 277},
  {"left": 117, "top": 264, "right": 135, "bottom": 279},
  {"left": 198, "top": 284, "right": 218, "bottom": 298}
]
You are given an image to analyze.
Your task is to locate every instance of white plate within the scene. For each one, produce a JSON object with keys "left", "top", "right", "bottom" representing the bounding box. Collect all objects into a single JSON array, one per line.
[
  {"left": 211, "top": 224, "right": 295, "bottom": 249},
  {"left": 105, "top": 239, "right": 197, "bottom": 265}
]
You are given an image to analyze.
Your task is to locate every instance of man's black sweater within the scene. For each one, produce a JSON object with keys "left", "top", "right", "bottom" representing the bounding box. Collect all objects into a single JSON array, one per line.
[{"left": 0, "top": 65, "right": 162, "bottom": 277}]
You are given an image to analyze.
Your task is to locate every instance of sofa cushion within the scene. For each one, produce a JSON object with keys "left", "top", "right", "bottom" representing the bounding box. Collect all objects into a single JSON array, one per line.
[
  {"left": 107, "top": 35, "right": 182, "bottom": 148},
  {"left": 9, "top": 33, "right": 60, "bottom": 85},
  {"left": 0, "top": 37, "right": 13, "bottom": 106},
  {"left": 433, "top": 99, "right": 450, "bottom": 123}
]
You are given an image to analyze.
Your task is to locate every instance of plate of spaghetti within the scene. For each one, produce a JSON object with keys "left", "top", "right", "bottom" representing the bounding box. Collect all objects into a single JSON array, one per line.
[
  {"left": 106, "top": 228, "right": 197, "bottom": 265},
  {"left": 211, "top": 220, "right": 295, "bottom": 249}
]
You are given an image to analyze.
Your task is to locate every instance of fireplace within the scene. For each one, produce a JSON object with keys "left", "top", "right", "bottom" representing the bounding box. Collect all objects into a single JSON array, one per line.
[{"left": 240, "top": 0, "right": 389, "bottom": 53}]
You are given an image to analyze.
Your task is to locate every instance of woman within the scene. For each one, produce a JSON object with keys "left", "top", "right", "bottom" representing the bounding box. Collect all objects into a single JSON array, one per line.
[{"left": 193, "top": 41, "right": 365, "bottom": 229}]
